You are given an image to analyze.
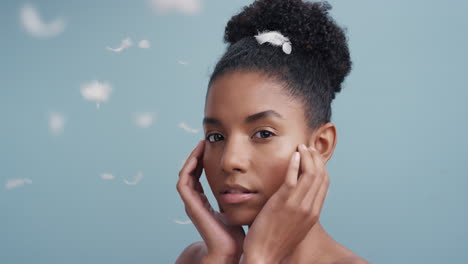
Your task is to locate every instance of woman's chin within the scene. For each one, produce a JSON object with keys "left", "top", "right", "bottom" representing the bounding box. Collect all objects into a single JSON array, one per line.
[{"left": 223, "top": 208, "right": 257, "bottom": 226}]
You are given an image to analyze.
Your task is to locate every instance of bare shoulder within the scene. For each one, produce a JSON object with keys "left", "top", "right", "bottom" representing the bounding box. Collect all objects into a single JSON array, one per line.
[
  {"left": 175, "top": 241, "right": 208, "bottom": 264},
  {"left": 324, "top": 237, "right": 369, "bottom": 264},
  {"left": 332, "top": 255, "right": 370, "bottom": 264}
]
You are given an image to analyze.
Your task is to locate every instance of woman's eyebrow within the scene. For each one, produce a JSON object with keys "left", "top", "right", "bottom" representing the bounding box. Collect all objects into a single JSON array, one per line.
[
  {"left": 203, "top": 117, "right": 221, "bottom": 125},
  {"left": 244, "top": 110, "right": 284, "bottom": 123},
  {"left": 203, "top": 110, "right": 284, "bottom": 126}
]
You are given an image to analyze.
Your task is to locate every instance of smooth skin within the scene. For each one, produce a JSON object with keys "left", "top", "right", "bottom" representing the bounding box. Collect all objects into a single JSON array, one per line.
[{"left": 176, "top": 71, "right": 369, "bottom": 264}]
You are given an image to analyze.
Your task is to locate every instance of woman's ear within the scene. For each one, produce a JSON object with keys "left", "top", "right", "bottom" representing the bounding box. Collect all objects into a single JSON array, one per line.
[{"left": 307, "top": 122, "right": 337, "bottom": 164}]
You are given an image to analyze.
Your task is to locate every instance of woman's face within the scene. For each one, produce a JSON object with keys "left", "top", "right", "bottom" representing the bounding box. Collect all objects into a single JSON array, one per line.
[{"left": 203, "top": 70, "right": 313, "bottom": 226}]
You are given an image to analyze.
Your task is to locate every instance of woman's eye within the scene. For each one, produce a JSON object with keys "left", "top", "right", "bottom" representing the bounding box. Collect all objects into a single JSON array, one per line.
[
  {"left": 254, "top": 130, "right": 275, "bottom": 139},
  {"left": 206, "top": 133, "right": 224, "bottom": 143}
]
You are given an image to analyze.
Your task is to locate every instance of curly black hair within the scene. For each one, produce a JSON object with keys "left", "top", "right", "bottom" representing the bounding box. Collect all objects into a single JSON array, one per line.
[{"left": 207, "top": 0, "right": 352, "bottom": 130}]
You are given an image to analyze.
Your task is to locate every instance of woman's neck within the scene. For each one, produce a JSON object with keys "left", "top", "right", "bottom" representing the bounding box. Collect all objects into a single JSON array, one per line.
[{"left": 282, "top": 221, "right": 331, "bottom": 263}]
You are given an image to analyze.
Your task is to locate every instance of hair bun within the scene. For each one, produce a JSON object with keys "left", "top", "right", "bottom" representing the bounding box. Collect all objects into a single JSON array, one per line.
[
  {"left": 225, "top": 0, "right": 334, "bottom": 53},
  {"left": 224, "top": 0, "right": 351, "bottom": 93}
]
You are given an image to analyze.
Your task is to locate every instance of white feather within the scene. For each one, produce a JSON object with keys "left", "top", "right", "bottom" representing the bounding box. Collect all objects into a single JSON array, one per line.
[{"left": 254, "top": 30, "right": 292, "bottom": 54}]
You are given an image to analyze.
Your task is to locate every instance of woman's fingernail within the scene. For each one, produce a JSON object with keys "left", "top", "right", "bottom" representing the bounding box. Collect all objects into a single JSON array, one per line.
[
  {"left": 300, "top": 144, "right": 307, "bottom": 151},
  {"left": 309, "top": 146, "right": 316, "bottom": 152},
  {"left": 294, "top": 152, "right": 300, "bottom": 161}
]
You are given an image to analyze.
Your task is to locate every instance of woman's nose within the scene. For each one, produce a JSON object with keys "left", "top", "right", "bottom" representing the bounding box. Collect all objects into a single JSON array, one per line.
[{"left": 221, "top": 138, "right": 249, "bottom": 174}]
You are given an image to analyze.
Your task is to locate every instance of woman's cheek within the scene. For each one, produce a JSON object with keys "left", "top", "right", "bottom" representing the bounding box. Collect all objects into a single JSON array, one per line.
[
  {"left": 202, "top": 144, "right": 214, "bottom": 171},
  {"left": 263, "top": 151, "right": 295, "bottom": 191}
]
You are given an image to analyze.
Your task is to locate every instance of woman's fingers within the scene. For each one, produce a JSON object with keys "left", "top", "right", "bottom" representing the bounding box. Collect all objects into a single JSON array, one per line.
[
  {"left": 181, "top": 140, "right": 204, "bottom": 168},
  {"left": 287, "top": 144, "right": 328, "bottom": 224},
  {"left": 282, "top": 151, "right": 300, "bottom": 190},
  {"left": 312, "top": 172, "right": 330, "bottom": 219},
  {"left": 178, "top": 157, "right": 198, "bottom": 192},
  {"left": 176, "top": 141, "right": 223, "bottom": 240},
  {"left": 177, "top": 140, "right": 205, "bottom": 190},
  {"left": 295, "top": 144, "right": 315, "bottom": 201},
  {"left": 193, "top": 152, "right": 205, "bottom": 194},
  {"left": 193, "top": 146, "right": 205, "bottom": 177},
  {"left": 301, "top": 146, "right": 327, "bottom": 217},
  {"left": 194, "top": 180, "right": 205, "bottom": 194}
]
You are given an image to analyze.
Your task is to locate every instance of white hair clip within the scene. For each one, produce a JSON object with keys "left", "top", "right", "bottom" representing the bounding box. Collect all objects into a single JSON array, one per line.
[{"left": 254, "top": 30, "right": 292, "bottom": 55}]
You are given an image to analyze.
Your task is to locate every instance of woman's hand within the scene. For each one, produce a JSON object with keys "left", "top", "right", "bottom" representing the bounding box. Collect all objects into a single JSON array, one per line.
[
  {"left": 176, "top": 140, "right": 246, "bottom": 263},
  {"left": 242, "top": 144, "right": 330, "bottom": 264}
]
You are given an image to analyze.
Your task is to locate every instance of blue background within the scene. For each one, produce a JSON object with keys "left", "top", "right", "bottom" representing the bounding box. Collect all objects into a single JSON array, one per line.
[{"left": 1, "top": 0, "right": 467, "bottom": 263}]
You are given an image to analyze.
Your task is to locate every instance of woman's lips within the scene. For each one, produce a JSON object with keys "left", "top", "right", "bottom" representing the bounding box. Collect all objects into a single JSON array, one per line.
[{"left": 220, "top": 192, "right": 257, "bottom": 204}]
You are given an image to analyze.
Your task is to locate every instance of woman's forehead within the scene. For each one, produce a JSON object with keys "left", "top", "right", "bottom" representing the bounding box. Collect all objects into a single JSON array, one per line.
[
  {"left": 204, "top": 71, "right": 305, "bottom": 124},
  {"left": 207, "top": 72, "right": 297, "bottom": 107}
]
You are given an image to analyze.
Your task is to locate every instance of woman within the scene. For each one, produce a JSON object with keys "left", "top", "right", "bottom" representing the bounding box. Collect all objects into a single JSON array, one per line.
[{"left": 176, "top": 0, "right": 369, "bottom": 263}]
